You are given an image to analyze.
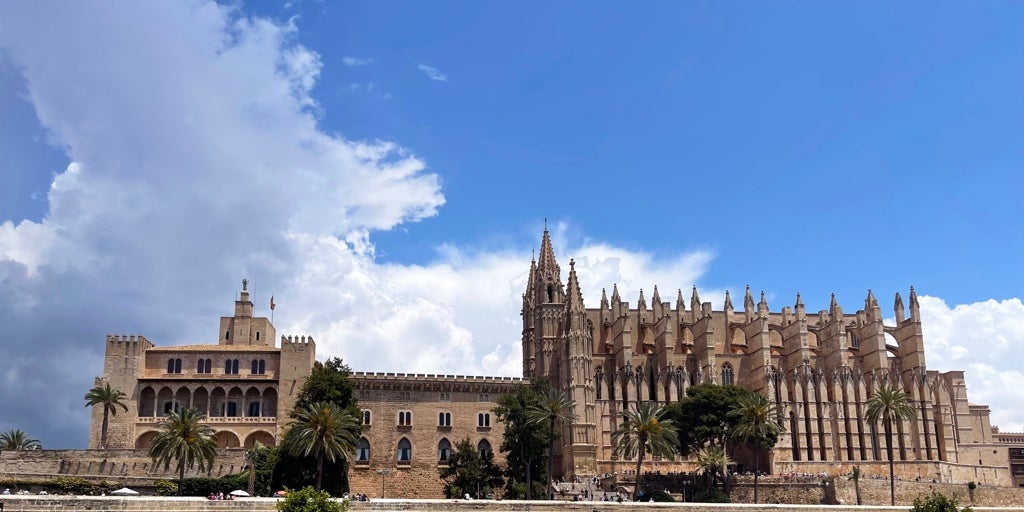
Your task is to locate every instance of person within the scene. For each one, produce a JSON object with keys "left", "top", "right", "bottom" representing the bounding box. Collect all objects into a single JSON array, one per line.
[
  {"left": 2, "top": 488, "right": 10, "bottom": 495},
  {"left": 464, "top": 493, "right": 473, "bottom": 500}
]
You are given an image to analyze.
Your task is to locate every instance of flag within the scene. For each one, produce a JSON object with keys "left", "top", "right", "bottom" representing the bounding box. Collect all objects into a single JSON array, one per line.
[{"left": 270, "top": 295, "right": 275, "bottom": 310}]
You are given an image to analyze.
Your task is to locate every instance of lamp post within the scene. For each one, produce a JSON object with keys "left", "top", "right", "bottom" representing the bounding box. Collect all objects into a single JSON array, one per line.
[{"left": 376, "top": 469, "right": 391, "bottom": 498}]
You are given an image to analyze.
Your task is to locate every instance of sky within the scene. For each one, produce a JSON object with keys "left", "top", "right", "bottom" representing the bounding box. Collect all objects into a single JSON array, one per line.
[{"left": 0, "top": 1, "right": 1022, "bottom": 448}]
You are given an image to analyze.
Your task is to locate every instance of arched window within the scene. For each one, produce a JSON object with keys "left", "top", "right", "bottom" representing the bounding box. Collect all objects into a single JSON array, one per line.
[
  {"left": 251, "top": 360, "right": 259, "bottom": 375},
  {"left": 478, "top": 439, "right": 492, "bottom": 459},
  {"left": 362, "top": 410, "right": 372, "bottom": 425},
  {"left": 721, "top": 362, "right": 734, "bottom": 386},
  {"left": 168, "top": 359, "right": 175, "bottom": 374},
  {"left": 438, "top": 438, "right": 451, "bottom": 462},
  {"left": 174, "top": 358, "right": 181, "bottom": 374},
  {"left": 397, "top": 438, "right": 412, "bottom": 461},
  {"left": 438, "top": 412, "right": 451, "bottom": 427},
  {"left": 850, "top": 333, "right": 860, "bottom": 349},
  {"left": 227, "top": 402, "right": 238, "bottom": 417},
  {"left": 225, "top": 359, "right": 232, "bottom": 374},
  {"left": 357, "top": 438, "right": 370, "bottom": 461},
  {"left": 248, "top": 401, "right": 260, "bottom": 417},
  {"left": 477, "top": 413, "right": 490, "bottom": 428},
  {"left": 225, "top": 359, "right": 239, "bottom": 375},
  {"left": 205, "top": 359, "right": 212, "bottom": 373},
  {"left": 547, "top": 284, "right": 554, "bottom": 302},
  {"left": 255, "top": 331, "right": 260, "bottom": 341},
  {"left": 258, "top": 360, "right": 265, "bottom": 374}
]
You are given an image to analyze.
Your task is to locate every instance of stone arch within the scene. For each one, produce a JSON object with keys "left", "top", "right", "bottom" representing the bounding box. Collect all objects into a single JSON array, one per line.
[
  {"left": 245, "top": 387, "right": 262, "bottom": 417},
  {"left": 139, "top": 386, "right": 157, "bottom": 417},
  {"left": 192, "top": 387, "right": 210, "bottom": 416},
  {"left": 210, "top": 387, "right": 227, "bottom": 417},
  {"left": 215, "top": 430, "right": 241, "bottom": 449},
  {"left": 437, "top": 438, "right": 451, "bottom": 462},
  {"left": 261, "top": 388, "right": 278, "bottom": 417},
  {"left": 357, "top": 437, "right": 371, "bottom": 462},
  {"left": 807, "top": 331, "right": 819, "bottom": 348},
  {"left": 769, "top": 330, "right": 783, "bottom": 348},
  {"left": 135, "top": 431, "right": 159, "bottom": 450},
  {"left": 157, "top": 386, "right": 174, "bottom": 416},
  {"left": 477, "top": 438, "right": 492, "bottom": 458},
  {"left": 244, "top": 430, "right": 276, "bottom": 448},
  {"left": 226, "top": 386, "right": 244, "bottom": 417},
  {"left": 397, "top": 437, "right": 412, "bottom": 462}
]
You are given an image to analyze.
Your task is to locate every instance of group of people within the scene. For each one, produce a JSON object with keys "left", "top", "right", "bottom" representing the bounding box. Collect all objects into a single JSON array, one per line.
[
  {"left": 205, "top": 492, "right": 236, "bottom": 500},
  {"left": 343, "top": 492, "right": 370, "bottom": 501}
]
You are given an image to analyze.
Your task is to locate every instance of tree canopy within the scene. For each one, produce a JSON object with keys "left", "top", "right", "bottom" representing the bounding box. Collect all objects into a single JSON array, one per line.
[
  {"left": 84, "top": 382, "right": 129, "bottom": 450},
  {"left": 439, "top": 438, "right": 504, "bottom": 499},
  {"left": 0, "top": 429, "right": 41, "bottom": 450},
  {"left": 147, "top": 408, "right": 217, "bottom": 495},
  {"left": 662, "top": 384, "right": 748, "bottom": 456},
  {"left": 493, "top": 380, "right": 550, "bottom": 499}
]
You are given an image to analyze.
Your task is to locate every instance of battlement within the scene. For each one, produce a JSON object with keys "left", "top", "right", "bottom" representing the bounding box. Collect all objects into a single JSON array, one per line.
[
  {"left": 106, "top": 333, "right": 152, "bottom": 344},
  {"left": 280, "top": 334, "right": 314, "bottom": 344},
  {"left": 351, "top": 371, "right": 524, "bottom": 384}
]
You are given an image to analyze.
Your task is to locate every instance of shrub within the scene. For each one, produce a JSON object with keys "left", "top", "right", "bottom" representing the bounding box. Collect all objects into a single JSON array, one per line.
[
  {"left": 154, "top": 479, "right": 178, "bottom": 496},
  {"left": 276, "top": 486, "right": 349, "bottom": 512},
  {"left": 645, "top": 490, "right": 675, "bottom": 502},
  {"left": 691, "top": 486, "right": 730, "bottom": 503},
  {"left": 912, "top": 491, "right": 973, "bottom": 512}
]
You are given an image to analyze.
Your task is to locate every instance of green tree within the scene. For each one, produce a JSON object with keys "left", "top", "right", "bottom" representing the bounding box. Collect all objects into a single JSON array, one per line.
[
  {"left": 912, "top": 491, "right": 973, "bottom": 512},
  {"left": 0, "top": 429, "right": 41, "bottom": 450},
  {"left": 439, "top": 438, "right": 504, "bottom": 499},
  {"left": 281, "top": 401, "right": 360, "bottom": 492},
  {"left": 147, "top": 408, "right": 217, "bottom": 495},
  {"left": 850, "top": 466, "right": 862, "bottom": 505},
  {"left": 662, "top": 384, "right": 748, "bottom": 456},
  {"left": 694, "top": 444, "right": 731, "bottom": 492},
  {"left": 274, "top": 357, "right": 361, "bottom": 495},
  {"left": 526, "top": 387, "right": 577, "bottom": 500},
  {"left": 276, "top": 486, "right": 348, "bottom": 512},
  {"left": 865, "top": 382, "right": 915, "bottom": 506},
  {"left": 611, "top": 401, "right": 679, "bottom": 499},
  {"left": 493, "top": 380, "right": 549, "bottom": 499},
  {"left": 730, "top": 391, "right": 783, "bottom": 503},
  {"left": 84, "top": 382, "right": 129, "bottom": 450}
]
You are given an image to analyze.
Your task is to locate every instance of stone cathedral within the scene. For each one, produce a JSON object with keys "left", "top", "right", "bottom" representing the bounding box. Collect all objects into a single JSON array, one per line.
[{"left": 521, "top": 228, "right": 1009, "bottom": 485}]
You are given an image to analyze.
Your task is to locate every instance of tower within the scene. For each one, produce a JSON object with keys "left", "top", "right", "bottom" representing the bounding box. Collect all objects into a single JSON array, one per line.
[{"left": 521, "top": 227, "right": 565, "bottom": 384}]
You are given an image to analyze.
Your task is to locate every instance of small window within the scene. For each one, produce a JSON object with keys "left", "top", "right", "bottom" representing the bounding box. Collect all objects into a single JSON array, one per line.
[
  {"left": 438, "top": 438, "right": 451, "bottom": 462},
  {"left": 168, "top": 359, "right": 175, "bottom": 373},
  {"left": 197, "top": 360, "right": 205, "bottom": 373},
  {"left": 850, "top": 333, "right": 860, "bottom": 349},
  {"left": 398, "top": 410, "right": 412, "bottom": 426},
  {"left": 225, "top": 359, "right": 239, "bottom": 375},
  {"left": 478, "top": 412, "right": 490, "bottom": 428},
  {"left": 397, "top": 438, "right": 412, "bottom": 461},
  {"left": 174, "top": 358, "right": 181, "bottom": 374},
  {"left": 478, "top": 394, "right": 490, "bottom": 402},
  {"left": 357, "top": 438, "right": 370, "bottom": 461},
  {"left": 478, "top": 439, "right": 492, "bottom": 459},
  {"left": 362, "top": 410, "right": 372, "bottom": 425},
  {"left": 255, "top": 331, "right": 260, "bottom": 341},
  {"left": 258, "top": 359, "right": 265, "bottom": 374},
  {"left": 439, "top": 392, "right": 451, "bottom": 402},
  {"left": 225, "top": 330, "right": 230, "bottom": 341},
  {"left": 438, "top": 412, "right": 451, "bottom": 427},
  {"left": 251, "top": 360, "right": 259, "bottom": 375}
]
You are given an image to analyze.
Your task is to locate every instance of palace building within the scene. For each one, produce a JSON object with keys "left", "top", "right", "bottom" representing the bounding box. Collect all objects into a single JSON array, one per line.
[{"left": 89, "top": 229, "right": 1014, "bottom": 495}]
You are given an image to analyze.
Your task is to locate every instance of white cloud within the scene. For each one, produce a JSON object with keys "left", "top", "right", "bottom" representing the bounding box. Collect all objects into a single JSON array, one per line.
[
  {"left": 417, "top": 64, "right": 448, "bottom": 82},
  {"left": 342, "top": 56, "right": 373, "bottom": 67},
  {"left": 919, "top": 296, "right": 1024, "bottom": 432}
]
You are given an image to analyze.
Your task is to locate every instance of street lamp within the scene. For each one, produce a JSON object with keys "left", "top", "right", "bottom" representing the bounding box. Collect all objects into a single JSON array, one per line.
[{"left": 376, "top": 469, "right": 391, "bottom": 498}]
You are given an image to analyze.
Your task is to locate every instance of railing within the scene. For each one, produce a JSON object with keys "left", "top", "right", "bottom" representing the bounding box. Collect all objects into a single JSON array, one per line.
[{"left": 136, "top": 416, "right": 277, "bottom": 424}]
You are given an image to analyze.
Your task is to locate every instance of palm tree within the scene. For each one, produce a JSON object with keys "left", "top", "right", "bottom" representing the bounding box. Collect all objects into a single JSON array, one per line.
[
  {"left": 281, "top": 401, "right": 361, "bottom": 492},
  {"left": 730, "top": 391, "right": 783, "bottom": 503},
  {"left": 694, "top": 444, "right": 732, "bottom": 490},
  {"left": 84, "top": 382, "right": 129, "bottom": 450},
  {"left": 865, "top": 382, "right": 915, "bottom": 506},
  {"left": 851, "top": 465, "right": 862, "bottom": 505},
  {"left": 526, "top": 387, "right": 577, "bottom": 500},
  {"left": 611, "top": 401, "right": 679, "bottom": 499},
  {"left": 148, "top": 408, "right": 217, "bottom": 495},
  {"left": 0, "top": 429, "right": 41, "bottom": 450}
]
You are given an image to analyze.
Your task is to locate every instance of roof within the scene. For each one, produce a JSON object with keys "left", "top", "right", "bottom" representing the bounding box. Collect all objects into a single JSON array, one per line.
[{"left": 146, "top": 344, "right": 280, "bottom": 353}]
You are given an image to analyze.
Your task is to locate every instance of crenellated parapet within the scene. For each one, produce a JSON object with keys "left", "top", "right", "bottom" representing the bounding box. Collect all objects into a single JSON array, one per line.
[{"left": 351, "top": 372, "right": 524, "bottom": 394}]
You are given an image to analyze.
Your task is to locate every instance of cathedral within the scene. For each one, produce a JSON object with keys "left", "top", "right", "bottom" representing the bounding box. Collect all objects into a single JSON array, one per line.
[
  {"left": 521, "top": 228, "right": 1010, "bottom": 485},
  {"left": 87, "top": 229, "right": 1013, "bottom": 496}
]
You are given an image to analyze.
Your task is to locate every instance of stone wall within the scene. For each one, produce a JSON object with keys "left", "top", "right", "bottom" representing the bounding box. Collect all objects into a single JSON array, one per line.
[
  {"left": 2, "top": 497, "right": 1024, "bottom": 512},
  {"left": 0, "top": 449, "right": 247, "bottom": 486}
]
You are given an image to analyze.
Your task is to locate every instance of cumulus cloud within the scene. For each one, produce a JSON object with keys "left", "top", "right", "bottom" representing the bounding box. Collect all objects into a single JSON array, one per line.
[
  {"left": 918, "top": 296, "right": 1024, "bottom": 432},
  {"left": 417, "top": 64, "right": 448, "bottom": 82},
  {"left": 342, "top": 56, "right": 373, "bottom": 67}
]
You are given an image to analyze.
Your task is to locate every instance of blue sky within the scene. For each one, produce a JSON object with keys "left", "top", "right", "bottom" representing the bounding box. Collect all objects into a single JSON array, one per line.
[{"left": 0, "top": 1, "right": 1021, "bottom": 447}]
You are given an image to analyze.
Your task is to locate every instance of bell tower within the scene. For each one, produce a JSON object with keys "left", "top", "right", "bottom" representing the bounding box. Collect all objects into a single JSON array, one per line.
[{"left": 521, "top": 227, "right": 565, "bottom": 383}]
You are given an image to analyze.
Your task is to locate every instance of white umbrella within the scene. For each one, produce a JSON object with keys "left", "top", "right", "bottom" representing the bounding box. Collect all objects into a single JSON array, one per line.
[
  {"left": 111, "top": 487, "right": 140, "bottom": 496},
  {"left": 229, "top": 490, "right": 250, "bottom": 497}
]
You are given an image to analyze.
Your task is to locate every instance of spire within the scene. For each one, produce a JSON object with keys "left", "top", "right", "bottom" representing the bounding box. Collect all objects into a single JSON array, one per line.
[
  {"left": 894, "top": 291, "right": 906, "bottom": 323},
  {"left": 611, "top": 283, "right": 621, "bottom": 303},
  {"left": 600, "top": 288, "right": 609, "bottom": 310},
  {"left": 795, "top": 292, "right": 803, "bottom": 307},
  {"left": 537, "top": 227, "right": 558, "bottom": 274},
  {"left": 651, "top": 285, "right": 661, "bottom": 305},
  {"left": 795, "top": 292, "right": 806, "bottom": 320},
  {"left": 564, "top": 258, "right": 585, "bottom": 313},
  {"left": 724, "top": 289, "right": 733, "bottom": 311},
  {"left": 757, "top": 289, "right": 769, "bottom": 316},
  {"left": 909, "top": 285, "right": 921, "bottom": 321},
  {"left": 690, "top": 285, "right": 700, "bottom": 308},
  {"left": 829, "top": 292, "right": 843, "bottom": 320},
  {"left": 744, "top": 285, "right": 755, "bottom": 312},
  {"left": 676, "top": 288, "right": 685, "bottom": 312},
  {"left": 867, "top": 289, "right": 878, "bottom": 308},
  {"left": 637, "top": 288, "right": 647, "bottom": 311}
]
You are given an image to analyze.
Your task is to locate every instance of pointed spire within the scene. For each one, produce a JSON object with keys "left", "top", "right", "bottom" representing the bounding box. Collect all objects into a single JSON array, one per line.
[
  {"left": 894, "top": 291, "right": 906, "bottom": 323},
  {"left": 829, "top": 293, "right": 838, "bottom": 314},
  {"left": 909, "top": 286, "right": 919, "bottom": 307},
  {"left": 611, "top": 283, "right": 621, "bottom": 303},
  {"left": 651, "top": 285, "right": 661, "bottom": 305},
  {"left": 676, "top": 288, "right": 685, "bottom": 312},
  {"left": 564, "top": 258, "right": 585, "bottom": 313},
  {"left": 691, "top": 285, "right": 700, "bottom": 306},
  {"left": 637, "top": 288, "right": 647, "bottom": 311},
  {"left": 724, "top": 289, "right": 733, "bottom": 311},
  {"left": 757, "top": 289, "right": 769, "bottom": 317},
  {"left": 600, "top": 288, "right": 609, "bottom": 309},
  {"left": 537, "top": 226, "right": 558, "bottom": 273},
  {"left": 909, "top": 285, "right": 921, "bottom": 321},
  {"left": 867, "top": 289, "right": 878, "bottom": 308},
  {"left": 795, "top": 292, "right": 803, "bottom": 307},
  {"left": 795, "top": 292, "right": 805, "bottom": 319}
]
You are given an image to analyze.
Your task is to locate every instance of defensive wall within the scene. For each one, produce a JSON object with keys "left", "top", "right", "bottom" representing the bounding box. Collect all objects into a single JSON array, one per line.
[{"left": 0, "top": 449, "right": 247, "bottom": 487}]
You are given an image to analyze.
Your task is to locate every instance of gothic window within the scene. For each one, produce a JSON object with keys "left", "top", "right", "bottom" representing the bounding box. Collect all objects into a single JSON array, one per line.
[
  {"left": 357, "top": 438, "right": 370, "bottom": 461},
  {"left": 258, "top": 359, "right": 265, "bottom": 374},
  {"left": 167, "top": 358, "right": 182, "bottom": 374},
  {"left": 594, "top": 369, "right": 603, "bottom": 400},
  {"left": 850, "top": 333, "right": 860, "bottom": 349},
  {"left": 397, "top": 438, "right": 412, "bottom": 461},
  {"left": 163, "top": 401, "right": 178, "bottom": 415},
  {"left": 225, "top": 359, "right": 239, "bottom": 375},
  {"left": 477, "top": 412, "right": 491, "bottom": 428},
  {"left": 175, "top": 358, "right": 181, "bottom": 374},
  {"left": 250, "top": 359, "right": 266, "bottom": 375},
  {"left": 167, "top": 359, "right": 174, "bottom": 373},
  {"left": 398, "top": 411, "right": 412, "bottom": 426},
  {"left": 438, "top": 412, "right": 451, "bottom": 427},
  {"left": 547, "top": 284, "right": 554, "bottom": 302},
  {"left": 227, "top": 402, "right": 238, "bottom": 417},
  {"left": 721, "top": 363, "right": 734, "bottom": 386},
  {"left": 248, "top": 401, "right": 260, "bottom": 417},
  {"left": 251, "top": 360, "right": 259, "bottom": 374},
  {"left": 478, "top": 439, "right": 492, "bottom": 459},
  {"left": 438, "top": 438, "right": 451, "bottom": 462},
  {"left": 362, "top": 410, "right": 372, "bottom": 425}
]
